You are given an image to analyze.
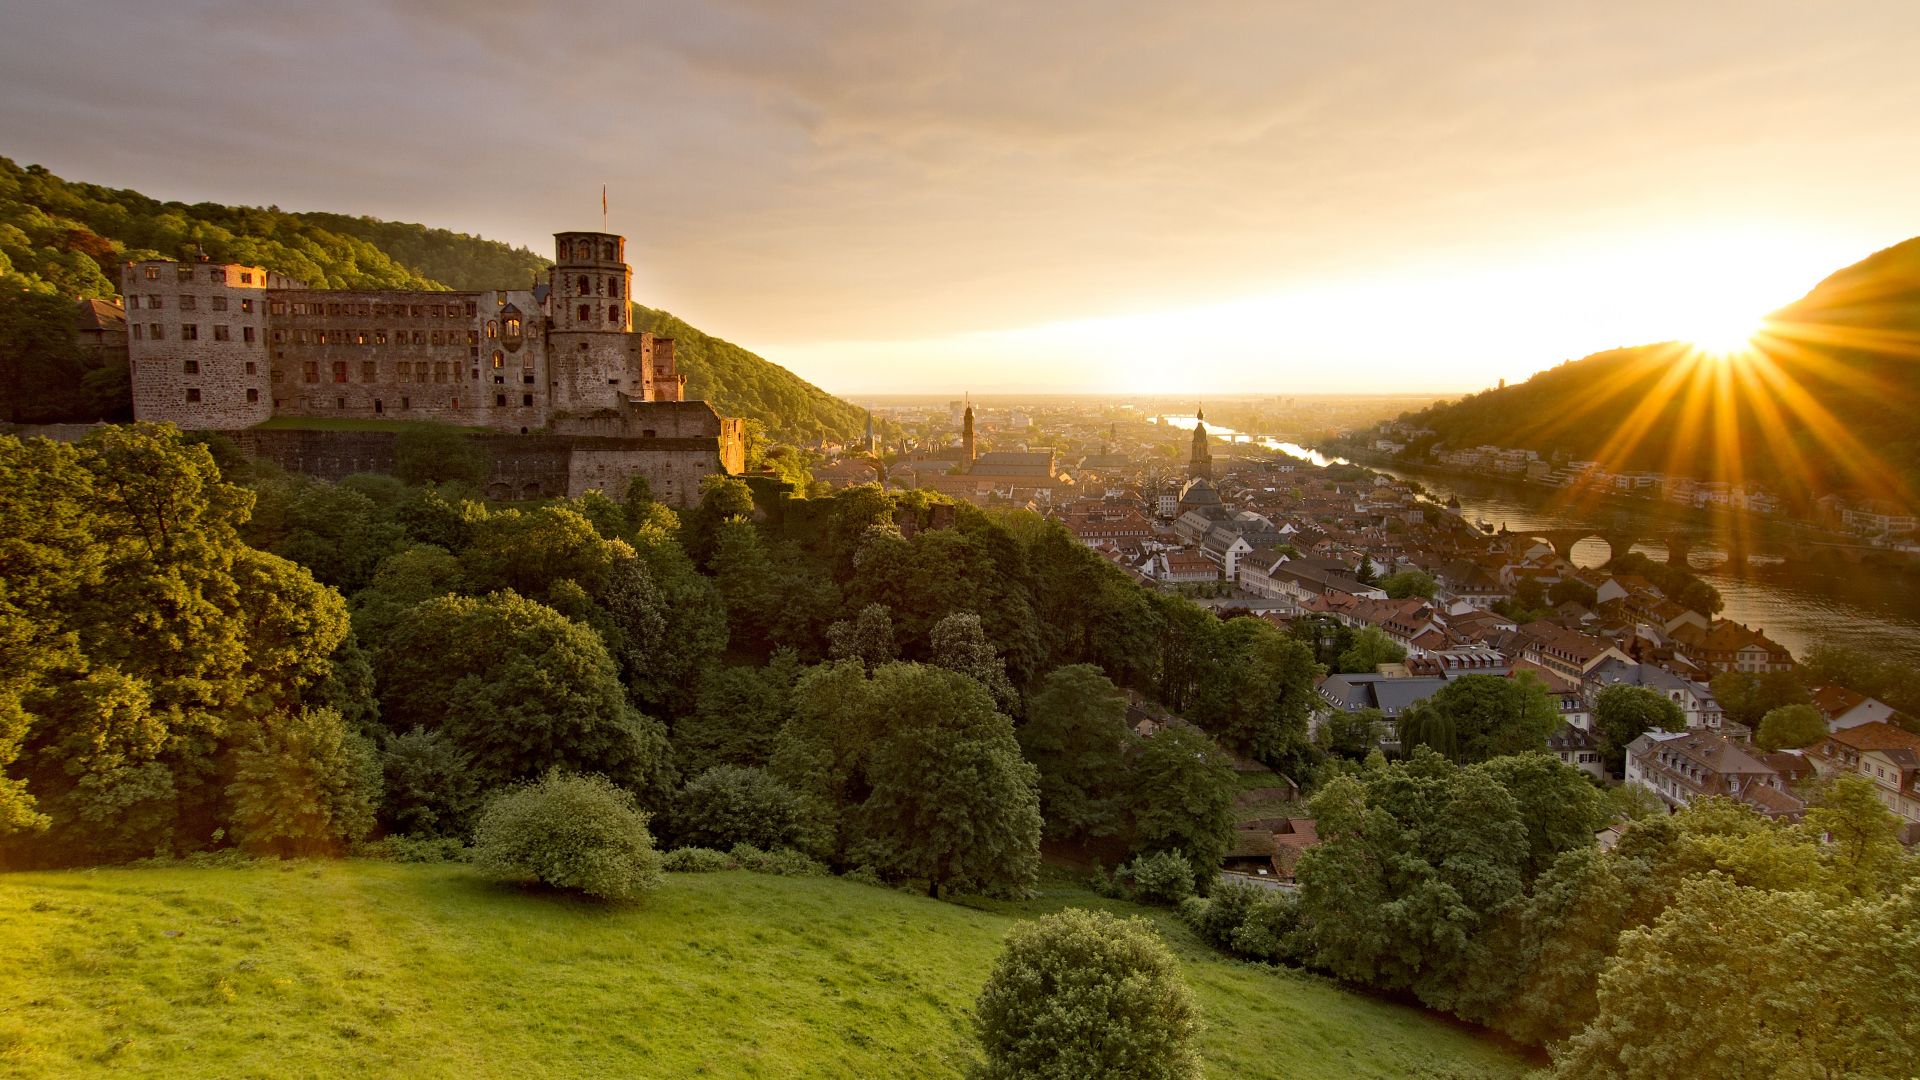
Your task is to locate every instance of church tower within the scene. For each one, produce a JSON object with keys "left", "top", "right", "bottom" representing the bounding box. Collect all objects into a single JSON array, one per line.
[
  {"left": 863, "top": 410, "right": 876, "bottom": 454},
  {"left": 962, "top": 399, "right": 976, "bottom": 467},
  {"left": 1189, "top": 404, "right": 1212, "bottom": 481},
  {"left": 547, "top": 231, "right": 638, "bottom": 413}
]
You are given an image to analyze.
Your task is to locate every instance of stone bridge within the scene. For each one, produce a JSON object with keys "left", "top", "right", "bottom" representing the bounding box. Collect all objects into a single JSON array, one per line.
[{"left": 1526, "top": 527, "right": 1913, "bottom": 569}]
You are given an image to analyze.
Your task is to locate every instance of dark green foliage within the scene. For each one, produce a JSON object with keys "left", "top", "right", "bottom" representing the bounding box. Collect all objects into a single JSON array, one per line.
[
  {"left": 225, "top": 707, "right": 381, "bottom": 857},
  {"left": 1547, "top": 578, "right": 1598, "bottom": 609},
  {"left": 772, "top": 662, "right": 1041, "bottom": 897},
  {"left": 1, "top": 424, "right": 353, "bottom": 864},
  {"left": 0, "top": 288, "right": 127, "bottom": 424},
  {"left": 1711, "top": 668, "right": 1811, "bottom": 729},
  {"left": 971, "top": 908, "right": 1202, "bottom": 1080},
  {"left": 1605, "top": 553, "right": 1721, "bottom": 616},
  {"left": 1318, "top": 707, "right": 1384, "bottom": 759},
  {"left": 1287, "top": 612, "right": 1354, "bottom": 671},
  {"left": 378, "top": 727, "right": 481, "bottom": 839},
  {"left": 1591, "top": 684, "right": 1686, "bottom": 775},
  {"left": 826, "top": 603, "right": 899, "bottom": 670},
  {"left": 1379, "top": 569, "right": 1436, "bottom": 600},
  {"left": 1127, "top": 724, "right": 1237, "bottom": 883},
  {"left": 1183, "top": 616, "right": 1322, "bottom": 771},
  {"left": 244, "top": 474, "right": 405, "bottom": 593},
  {"left": 1180, "top": 882, "right": 1303, "bottom": 963},
  {"left": 675, "top": 654, "right": 801, "bottom": 775},
  {"left": 1756, "top": 702, "right": 1827, "bottom": 751},
  {"left": 1800, "top": 643, "right": 1920, "bottom": 718},
  {"left": 472, "top": 771, "right": 662, "bottom": 902},
  {"left": 669, "top": 766, "right": 805, "bottom": 851},
  {"left": 929, "top": 612, "right": 1018, "bottom": 715},
  {"left": 1018, "top": 665, "right": 1131, "bottom": 841},
  {"left": 1336, "top": 625, "right": 1406, "bottom": 674},
  {"left": 392, "top": 424, "right": 490, "bottom": 488},
  {"left": 374, "top": 591, "right": 675, "bottom": 801},
  {"left": 1123, "top": 850, "right": 1195, "bottom": 906},
  {"left": 1473, "top": 753, "right": 1612, "bottom": 880},
  {"left": 1397, "top": 672, "right": 1559, "bottom": 763}
]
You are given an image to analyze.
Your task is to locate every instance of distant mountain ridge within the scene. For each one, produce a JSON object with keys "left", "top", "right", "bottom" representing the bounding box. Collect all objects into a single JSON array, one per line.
[
  {"left": 1395, "top": 237, "right": 1920, "bottom": 508},
  {"left": 0, "top": 156, "right": 861, "bottom": 443}
]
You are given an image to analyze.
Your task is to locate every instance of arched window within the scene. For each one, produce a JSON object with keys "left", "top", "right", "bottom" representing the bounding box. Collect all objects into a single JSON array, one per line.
[
  {"left": 609, "top": 305, "right": 622, "bottom": 325},
  {"left": 486, "top": 320, "right": 498, "bottom": 339},
  {"left": 601, "top": 241, "right": 614, "bottom": 260},
  {"left": 504, "top": 315, "right": 521, "bottom": 336},
  {"left": 492, "top": 351, "right": 504, "bottom": 369},
  {"left": 578, "top": 274, "right": 590, "bottom": 294}
]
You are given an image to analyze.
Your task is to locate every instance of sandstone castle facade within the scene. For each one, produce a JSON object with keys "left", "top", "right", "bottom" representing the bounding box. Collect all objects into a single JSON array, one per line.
[{"left": 125, "top": 231, "right": 744, "bottom": 505}]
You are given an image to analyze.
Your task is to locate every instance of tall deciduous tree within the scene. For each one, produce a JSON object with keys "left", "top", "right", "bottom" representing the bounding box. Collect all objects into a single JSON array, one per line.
[
  {"left": 1018, "top": 664, "right": 1130, "bottom": 841},
  {"left": 1398, "top": 673, "right": 1558, "bottom": 763},
  {"left": 1592, "top": 684, "right": 1686, "bottom": 775},
  {"left": 1127, "top": 723, "right": 1237, "bottom": 884},
  {"left": 1756, "top": 703, "right": 1826, "bottom": 751}
]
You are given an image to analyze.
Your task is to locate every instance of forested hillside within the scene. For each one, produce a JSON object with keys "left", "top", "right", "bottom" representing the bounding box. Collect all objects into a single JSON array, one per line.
[
  {"left": 1397, "top": 237, "right": 1920, "bottom": 506},
  {"left": 0, "top": 157, "right": 862, "bottom": 443}
]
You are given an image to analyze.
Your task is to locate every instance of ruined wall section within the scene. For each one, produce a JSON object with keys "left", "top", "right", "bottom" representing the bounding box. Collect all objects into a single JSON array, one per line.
[{"left": 126, "top": 259, "right": 280, "bottom": 429}]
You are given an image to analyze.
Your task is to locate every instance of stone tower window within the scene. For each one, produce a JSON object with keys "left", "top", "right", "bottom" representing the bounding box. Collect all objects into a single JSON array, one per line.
[
  {"left": 601, "top": 241, "right": 614, "bottom": 260},
  {"left": 578, "top": 304, "right": 591, "bottom": 322},
  {"left": 486, "top": 320, "right": 498, "bottom": 339},
  {"left": 492, "top": 352, "right": 504, "bottom": 369},
  {"left": 578, "top": 274, "right": 591, "bottom": 294},
  {"left": 609, "top": 305, "right": 621, "bottom": 325}
]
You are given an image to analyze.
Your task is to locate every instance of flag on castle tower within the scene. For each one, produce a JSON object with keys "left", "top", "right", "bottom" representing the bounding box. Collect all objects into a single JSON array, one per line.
[{"left": 601, "top": 184, "right": 608, "bottom": 230}]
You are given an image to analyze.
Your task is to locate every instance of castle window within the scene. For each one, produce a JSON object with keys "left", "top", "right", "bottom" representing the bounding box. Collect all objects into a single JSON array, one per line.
[
  {"left": 522, "top": 393, "right": 533, "bottom": 407},
  {"left": 316, "top": 330, "right": 329, "bottom": 345},
  {"left": 375, "top": 330, "right": 387, "bottom": 345},
  {"left": 327, "top": 303, "right": 341, "bottom": 316},
  {"left": 430, "top": 331, "right": 442, "bottom": 346},
  {"left": 129, "top": 296, "right": 140, "bottom": 310},
  {"left": 431, "top": 304, "right": 445, "bottom": 317},
  {"left": 494, "top": 374, "right": 504, "bottom": 384},
  {"left": 181, "top": 324, "right": 198, "bottom": 341},
  {"left": 492, "top": 352, "right": 503, "bottom": 368},
  {"left": 210, "top": 296, "right": 227, "bottom": 312},
  {"left": 245, "top": 361, "right": 256, "bottom": 375},
  {"left": 359, "top": 303, "right": 371, "bottom": 317},
  {"left": 495, "top": 394, "right": 507, "bottom": 407},
  {"left": 523, "top": 373, "right": 534, "bottom": 384},
  {"left": 505, "top": 316, "right": 520, "bottom": 336},
  {"left": 602, "top": 241, "right": 614, "bottom": 260},
  {"left": 411, "top": 305, "right": 423, "bottom": 317},
  {"left": 332, "top": 361, "right": 348, "bottom": 383},
  {"left": 209, "top": 268, "right": 225, "bottom": 284},
  {"left": 148, "top": 295, "right": 161, "bottom": 308},
  {"left": 183, "top": 360, "right": 199, "bottom": 374},
  {"left": 401, "top": 396, "right": 410, "bottom": 410},
  {"left": 213, "top": 325, "right": 230, "bottom": 342},
  {"left": 578, "top": 275, "right": 590, "bottom": 294},
  {"left": 362, "top": 360, "right": 376, "bottom": 382},
  {"left": 243, "top": 326, "right": 256, "bottom": 343},
  {"left": 468, "top": 330, "right": 479, "bottom": 345},
  {"left": 247, "top": 389, "right": 259, "bottom": 403},
  {"left": 270, "top": 300, "right": 285, "bottom": 315},
  {"left": 578, "top": 304, "right": 591, "bottom": 322},
  {"left": 185, "top": 388, "right": 201, "bottom": 402},
  {"left": 239, "top": 272, "right": 252, "bottom": 284},
  {"left": 336, "top": 397, "right": 346, "bottom": 409},
  {"left": 434, "top": 362, "right": 448, "bottom": 384},
  {"left": 180, "top": 295, "right": 197, "bottom": 311},
  {"left": 396, "top": 362, "right": 411, "bottom": 383},
  {"left": 132, "top": 325, "right": 143, "bottom": 340},
  {"left": 466, "top": 302, "right": 477, "bottom": 317},
  {"left": 293, "top": 330, "right": 307, "bottom": 344},
  {"left": 176, "top": 266, "right": 193, "bottom": 282},
  {"left": 373, "top": 399, "right": 382, "bottom": 413},
  {"left": 143, "top": 265, "right": 159, "bottom": 280},
  {"left": 471, "top": 368, "right": 478, "bottom": 380},
  {"left": 375, "top": 304, "right": 389, "bottom": 317},
  {"left": 486, "top": 320, "right": 497, "bottom": 340},
  {"left": 609, "top": 305, "right": 621, "bottom": 324}
]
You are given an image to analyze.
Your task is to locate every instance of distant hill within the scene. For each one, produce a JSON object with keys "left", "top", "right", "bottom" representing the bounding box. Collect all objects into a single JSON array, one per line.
[
  {"left": 1395, "top": 238, "right": 1920, "bottom": 508},
  {"left": 0, "top": 156, "right": 861, "bottom": 443}
]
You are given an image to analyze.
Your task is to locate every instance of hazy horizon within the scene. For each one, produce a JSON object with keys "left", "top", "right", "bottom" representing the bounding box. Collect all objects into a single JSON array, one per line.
[{"left": 4, "top": 1, "right": 1917, "bottom": 396}]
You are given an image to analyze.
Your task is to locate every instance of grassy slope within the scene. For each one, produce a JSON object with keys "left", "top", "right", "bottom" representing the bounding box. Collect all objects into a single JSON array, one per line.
[{"left": 0, "top": 862, "right": 1528, "bottom": 1079}]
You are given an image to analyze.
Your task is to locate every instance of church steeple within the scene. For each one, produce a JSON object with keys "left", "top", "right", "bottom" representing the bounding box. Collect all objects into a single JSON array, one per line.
[
  {"left": 961, "top": 395, "right": 976, "bottom": 467},
  {"left": 863, "top": 410, "right": 876, "bottom": 455},
  {"left": 1189, "top": 406, "right": 1212, "bottom": 482}
]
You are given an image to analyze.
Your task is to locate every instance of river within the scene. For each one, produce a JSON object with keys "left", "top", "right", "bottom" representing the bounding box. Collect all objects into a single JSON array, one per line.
[{"left": 1155, "top": 415, "right": 1920, "bottom": 665}]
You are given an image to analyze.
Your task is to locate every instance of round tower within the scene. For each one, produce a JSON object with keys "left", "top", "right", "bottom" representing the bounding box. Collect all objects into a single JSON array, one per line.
[{"left": 547, "top": 231, "right": 639, "bottom": 413}]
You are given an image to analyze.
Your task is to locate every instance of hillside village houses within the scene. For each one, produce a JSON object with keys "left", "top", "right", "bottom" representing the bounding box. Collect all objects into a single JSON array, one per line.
[{"left": 809, "top": 400, "right": 1918, "bottom": 868}]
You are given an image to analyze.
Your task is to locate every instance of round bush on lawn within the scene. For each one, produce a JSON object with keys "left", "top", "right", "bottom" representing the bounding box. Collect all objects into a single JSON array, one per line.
[
  {"left": 972, "top": 908, "right": 1201, "bottom": 1080},
  {"left": 472, "top": 771, "right": 661, "bottom": 901}
]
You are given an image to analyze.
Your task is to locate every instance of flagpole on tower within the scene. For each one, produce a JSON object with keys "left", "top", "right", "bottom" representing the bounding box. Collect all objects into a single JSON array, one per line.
[{"left": 601, "top": 184, "right": 608, "bottom": 233}]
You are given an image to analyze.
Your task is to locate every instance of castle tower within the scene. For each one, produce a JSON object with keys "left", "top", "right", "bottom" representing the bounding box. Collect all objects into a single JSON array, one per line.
[
  {"left": 962, "top": 399, "right": 976, "bottom": 467},
  {"left": 547, "top": 231, "right": 638, "bottom": 413},
  {"left": 1189, "top": 403, "right": 1212, "bottom": 481}
]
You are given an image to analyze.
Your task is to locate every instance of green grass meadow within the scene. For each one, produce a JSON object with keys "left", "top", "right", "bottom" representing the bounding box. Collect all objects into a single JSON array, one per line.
[{"left": 0, "top": 862, "right": 1531, "bottom": 1078}]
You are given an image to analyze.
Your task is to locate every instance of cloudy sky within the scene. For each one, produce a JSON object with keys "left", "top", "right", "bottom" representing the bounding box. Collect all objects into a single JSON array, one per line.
[{"left": 3, "top": 1, "right": 1917, "bottom": 394}]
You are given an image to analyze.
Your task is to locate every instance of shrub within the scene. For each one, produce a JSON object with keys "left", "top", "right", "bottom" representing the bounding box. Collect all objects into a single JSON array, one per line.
[
  {"left": 355, "top": 834, "right": 469, "bottom": 863},
  {"left": 378, "top": 727, "right": 481, "bottom": 838},
  {"left": 661, "top": 846, "right": 736, "bottom": 873},
  {"left": 1180, "top": 879, "right": 1266, "bottom": 949},
  {"left": 1126, "top": 850, "right": 1196, "bottom": 906},
  {"left": 471, "top": 772, "right": 661, "bottom": 901},
  {"left": 225, "top": 708, "right": 381, "bottom": 857},
  {"left": 1229, "top": 891, "right": 1304, "bottom": 962},
  {"left": 670, "top": 766, "right": 805, "bottom": 851},
  {"left": 972, "top": 908, "right": 1202, "bottom": 1080},
  {"left": 727, "top": 842, "right": 829, "bottom": 877}
]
